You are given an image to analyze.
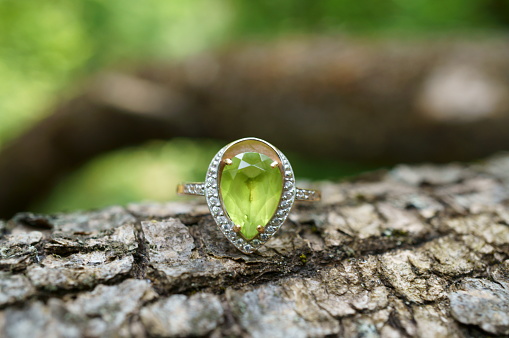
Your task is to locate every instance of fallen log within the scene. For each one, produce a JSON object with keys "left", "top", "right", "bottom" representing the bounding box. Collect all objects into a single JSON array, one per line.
[{"left": 1, "top": 153, "right": 508, "bottom": 337}]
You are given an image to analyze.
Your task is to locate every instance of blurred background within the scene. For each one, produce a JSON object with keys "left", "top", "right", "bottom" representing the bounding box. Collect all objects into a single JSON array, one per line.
[{"left": 1, "top": 0, "right": 509, "bottom": 218}]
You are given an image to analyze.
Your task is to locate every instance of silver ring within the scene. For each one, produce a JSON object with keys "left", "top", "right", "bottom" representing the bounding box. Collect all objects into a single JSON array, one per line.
[{"left": 177, "top": 137, "right": 320, "bottom": 254}]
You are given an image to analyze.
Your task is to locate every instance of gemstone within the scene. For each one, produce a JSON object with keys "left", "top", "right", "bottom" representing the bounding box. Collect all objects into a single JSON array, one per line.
[
  {"left": 284, "top": 181, "right": 293, "bottom": 190},
  {"left": 283, "top": 192, "right": 293, "bottom": 200},
  {"left": 259, "top": 233, "right": 269, "bottom": 241},
  {"left": 212, "top": 206, "right": 223, "bottom": 215},
  {"left": 220, "top": 152, "right": 283, "bottom": 240}
]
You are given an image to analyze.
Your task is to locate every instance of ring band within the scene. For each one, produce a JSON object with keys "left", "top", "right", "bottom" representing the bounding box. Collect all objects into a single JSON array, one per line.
[
  {"left": 177, "top": 137, "right": 321, "bottom": 254},
  {"left": 177, "top": 183, "right": 321, "bottom": 202}
]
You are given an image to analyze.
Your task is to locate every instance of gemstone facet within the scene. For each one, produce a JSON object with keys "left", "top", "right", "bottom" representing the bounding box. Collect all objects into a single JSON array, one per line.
[{"left": 220, "top": 152, "right": 283, "bottom": 240}]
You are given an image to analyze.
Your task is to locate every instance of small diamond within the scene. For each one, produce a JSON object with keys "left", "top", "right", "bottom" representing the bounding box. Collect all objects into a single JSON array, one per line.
[
  {"left": 277, "top": 209, "right": 287, "bottom": 217},
  {"left": 271, "top": 217, "right": 282, "bottom": 225},
  {"left": 259, "top": 233, "right": 269, "bottom": 241},
  {"left": 251, "top": 239, "right": 261, "bottom": 246},
  {"left": 281, "top": 200, "right": 292, "bottom": 208},
  {"left": 243, "top": 244, "right": 252, "bottom": 252},
  {"left": 283, "top": 192, "right": 293, "bottom": 200},
  {"left": 207, "top": 177, "right": 216, "bottom": 187},
  {"left": 212, "top": 207, "right": 223, "bottom": 215}
]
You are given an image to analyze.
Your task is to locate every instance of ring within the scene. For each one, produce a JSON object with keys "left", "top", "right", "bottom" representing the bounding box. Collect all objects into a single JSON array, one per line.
[{"left": 177, "top": 137, "right": 321, "bottom": 254}]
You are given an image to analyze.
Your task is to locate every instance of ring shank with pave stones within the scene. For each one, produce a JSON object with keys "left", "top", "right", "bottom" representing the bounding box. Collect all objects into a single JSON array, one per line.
[{"left": 177, "top": 137, "right": 320, "bottom": 254}]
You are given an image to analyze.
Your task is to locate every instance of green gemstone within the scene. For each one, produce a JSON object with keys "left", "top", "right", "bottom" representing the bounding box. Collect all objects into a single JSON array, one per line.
[{"left": 220, "top": 152, "right": 283, "bottom": 240}]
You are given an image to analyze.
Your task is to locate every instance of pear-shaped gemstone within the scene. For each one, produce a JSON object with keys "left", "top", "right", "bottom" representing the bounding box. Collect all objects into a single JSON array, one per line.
[{"left": 220, "top": 152, "right": 283, "bottom": 240}]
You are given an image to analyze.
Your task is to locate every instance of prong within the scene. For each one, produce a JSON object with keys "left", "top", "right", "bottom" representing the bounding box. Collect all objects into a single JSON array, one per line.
[
  {"left": 257, "top": 225, "right": 265, "bottom": 233},
  {"left": 233, "top": 224, "right": 241, "bottom": 233},
  {"left": 270, "top": 161, "right": 279, "bottom": 168},
  {"left": 224, "top": 158, "right": 233, "bottom": 165}
]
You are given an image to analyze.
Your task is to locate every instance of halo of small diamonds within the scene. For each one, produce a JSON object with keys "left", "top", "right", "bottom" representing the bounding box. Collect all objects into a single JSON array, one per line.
[{"left": 204, "top": 138, "right": 296, "bottom": 254}]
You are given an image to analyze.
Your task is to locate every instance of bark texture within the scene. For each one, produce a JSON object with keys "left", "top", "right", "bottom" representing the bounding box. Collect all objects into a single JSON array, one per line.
[{"left": 1, "top": 154, "right": 509, "bottom": 337}]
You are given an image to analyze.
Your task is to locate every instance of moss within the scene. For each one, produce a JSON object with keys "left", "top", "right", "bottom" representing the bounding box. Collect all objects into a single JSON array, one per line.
[{"left": 382, "top": 228, "right": 409, "bottom": 238}]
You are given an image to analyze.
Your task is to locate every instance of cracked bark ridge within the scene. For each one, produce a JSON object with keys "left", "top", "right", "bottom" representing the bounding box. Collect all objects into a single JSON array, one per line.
[{"left": 1, "top": 154, "right": 509, "bottom": 337}]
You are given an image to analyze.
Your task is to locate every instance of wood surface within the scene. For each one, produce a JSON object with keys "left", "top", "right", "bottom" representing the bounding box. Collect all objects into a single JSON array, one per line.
[{"left": 1, "top": 153, "right": 509, "bottom": 337}]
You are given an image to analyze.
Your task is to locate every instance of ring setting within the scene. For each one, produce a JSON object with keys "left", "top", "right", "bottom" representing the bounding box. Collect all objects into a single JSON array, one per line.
[{"left": 177, "top": 137, "right": 320, "bottom": 254}]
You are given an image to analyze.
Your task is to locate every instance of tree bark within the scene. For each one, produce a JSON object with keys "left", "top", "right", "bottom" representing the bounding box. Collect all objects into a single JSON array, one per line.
[{"left": 1, "top": 154, "right": 509, "bottom": 337}]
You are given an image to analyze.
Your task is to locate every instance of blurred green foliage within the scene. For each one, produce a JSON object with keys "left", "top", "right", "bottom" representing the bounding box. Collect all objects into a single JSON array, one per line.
[
  {"left": 0, "top": 0, "right": 230, "bottom": 143},
  {"left": 229, "top": 0, "right": 507, "bottom": 36},
  {"left": 0, "top": 0, "right": 507, "bottom": 212},
  {"left": 34, "top": 139, "right": 221, "bottom": 213}
]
